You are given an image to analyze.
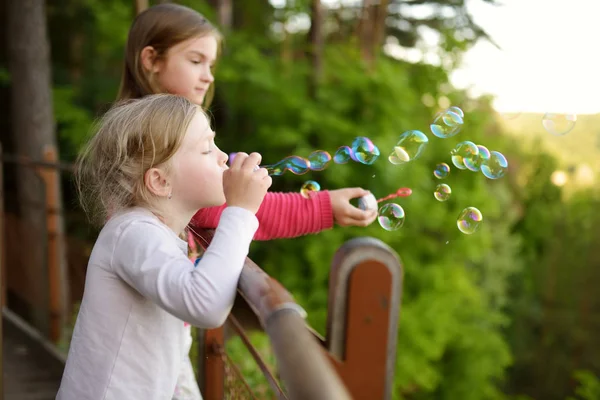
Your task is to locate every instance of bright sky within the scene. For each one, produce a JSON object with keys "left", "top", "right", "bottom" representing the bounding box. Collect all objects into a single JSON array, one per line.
[{"left": 452, "top": 0, "right": 600, "bottom": 114}]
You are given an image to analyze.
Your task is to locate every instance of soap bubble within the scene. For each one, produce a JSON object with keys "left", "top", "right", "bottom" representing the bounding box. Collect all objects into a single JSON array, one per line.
[
  {"left": 450, "top": 141, "right": 478, "bottom": 170},
  {"left": 434, "top": 184, "right": 452, "bottom": 202},
  {"left": 351, "top": 137, "right": 380, "bottom": 165},
  {"left": 430, "top": 107, "right": 464, "bottom": 138},
  {"left": 481, "top": 151, "right": 508, "bottom": 179},
  {"left": 457, "top": 207, "right": 483, "bottom": 234},
  {"left": 448, "top": 106, "right": 465, "bottom": 118},
  {"left": 388, "top": 130, "right": 429, "bottom": 165},
  {"left": 434, "top": 163, "right": 450, "bottom": 179},
  {"left": 463, "top": 145, "right": 491, "bottom": 172},
  {"left": 300, "top": 180, "right": 321, "bottom": 198},
  {"left": 333, "top": 146, "right": 353, "bottom": 164},
  {"left": 308, "top": 150, "right": 332, "bottom": 171},
  {"left": 264, "top": 156, "right": 310, "bottom": 176},
  {"left": 542, "top": 113, "right": 577, "bottom": 136},
  {"left": 377, "top": 203, "right": 405, "bottom": 231}
]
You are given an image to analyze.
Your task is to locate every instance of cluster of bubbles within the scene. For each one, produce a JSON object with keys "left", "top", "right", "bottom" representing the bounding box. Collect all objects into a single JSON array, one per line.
[
  {"left": 450, "top": 141, "right": 508, "bottom": 179},
  {"left": 430, "top": 106, "right": 464, "bottom": 138},
  {"left": 264, "top": 136, "right": 381, "bottom": 177},
  {"left": 269, "top": 104, "right": 503, "bottom": 234},
  {"left": 420, "top": 107, "right": 490, "bottom": 233}
]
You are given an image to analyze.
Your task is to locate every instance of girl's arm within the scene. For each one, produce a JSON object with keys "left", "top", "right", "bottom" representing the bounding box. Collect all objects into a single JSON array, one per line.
[
  {"left": 111, "top": 207, "right": 258, "bottom": 328},
  {"left": 191, "top": 191, "right": 334, "bottom": 240}
]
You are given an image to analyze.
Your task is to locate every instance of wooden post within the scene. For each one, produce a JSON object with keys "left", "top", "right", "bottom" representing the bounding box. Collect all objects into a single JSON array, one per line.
[
  {"left": 325, "top": 237, "right": 403, "bottom": 400},
  {"left": 202, "top": 327, "right": 225, "bottom": 400},
  {"left": 37, "top": 146, "right": 63, "bottom": 343},
  {"left": 0, "top": 142, "right": 5, "bottom": 308},
  {"left": 0, "top": 142, "right": 4, "bottom": 400}
]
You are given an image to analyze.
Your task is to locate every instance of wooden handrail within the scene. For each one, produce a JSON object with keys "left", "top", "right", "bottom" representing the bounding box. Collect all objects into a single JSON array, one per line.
[{"left": 191, "top": 229, "right": 353, "bottom": 400}]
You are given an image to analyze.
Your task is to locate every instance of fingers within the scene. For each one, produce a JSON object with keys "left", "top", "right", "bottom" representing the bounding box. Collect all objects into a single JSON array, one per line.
[
  {"left": 345, "top": 187, "right": 371, "bottom": 199},
  {"left": 337, "top": 205, "right": 378, "bottom": 227},
  {"left": 242, "top": 152, "right": 262, "bottom": 171}
]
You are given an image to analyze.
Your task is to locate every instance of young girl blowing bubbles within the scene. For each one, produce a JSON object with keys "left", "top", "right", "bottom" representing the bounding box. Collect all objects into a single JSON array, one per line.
[
  {"left": 56, "top": 94, "right": 271, "bottom": 399},
  {"left": 115, "top": 4, "right": 378, "bottom": 399}
]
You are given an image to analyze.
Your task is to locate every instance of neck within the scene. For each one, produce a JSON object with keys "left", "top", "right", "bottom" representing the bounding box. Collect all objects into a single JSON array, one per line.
[{"left": 152, "top": 200, "right": 197, "bottom": 237}]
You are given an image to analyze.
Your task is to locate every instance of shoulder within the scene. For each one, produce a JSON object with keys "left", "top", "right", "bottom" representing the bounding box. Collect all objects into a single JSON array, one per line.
[{"left": 102, "top": 208, "right": 182, "bottom": 253}]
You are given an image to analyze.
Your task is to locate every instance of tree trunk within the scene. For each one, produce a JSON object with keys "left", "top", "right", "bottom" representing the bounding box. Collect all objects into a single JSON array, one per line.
[
  {"left": 357, "top": 0, "right": 389, "bottom": 69},
  {"left": 214, "top": 0, "right": 233, "bottom": 30},
  {"left": 134, "top": 0, "right": 148, "bottom": 15},
  {"left": 7, "top": 0, "right": 68, "bottom": 343},
  {"left": 307, "top": 0, "right": 323, "bottom": 98}
]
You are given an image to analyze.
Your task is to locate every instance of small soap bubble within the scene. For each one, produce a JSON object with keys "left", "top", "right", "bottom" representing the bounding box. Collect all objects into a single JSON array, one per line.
[
  {"left": 433, "top": 163, "right": 450, "bottom": 179},
  {"left": 377, "top": 203, "right": 405, "bottom": 231},
  {"left": 308, "top": 150, "right": 332, "bottom": 171},
  {"left": 388, "top": 130, "right": 429, "bottom": 165},
  {"left": 448, "top": 106, "right": 465, "bottom": 118},
  {"left": 283, "top": 156, "right": 311, "bottom": 175},
  {"left": 333, "top": 146, "right": 353, "bottom": 164},
  {"left": 300, "top": 180, "right": 321, "bottom": 198},
  {"left": 463, "top": 145, "right": 490, "bottom": 172},
  {"left": 264, "top": 156, "right": 311, "bottom": 176},
  {"left": 481, "top": 151, "right": 508, "bottom": 179},
  {"left": 457, "top": 207, "right": 483, "bottom": 234},
  {"left": 450, "top": 141, "right": 478, "bottom": 170},
  {"left": 430, "top": 107, "right": 464, "bottom": 138},
  {"left": 264, "top": 161, "right": 286, "bottom": 176},
  {"left": 542, "top": 113, "right": 577, "bottom": 136},
  {"left": 434, "top": 184, "right": 452, "bottom": 202},
  {"left": 351, "top": 137, "right": 380, "bottom": 165}
]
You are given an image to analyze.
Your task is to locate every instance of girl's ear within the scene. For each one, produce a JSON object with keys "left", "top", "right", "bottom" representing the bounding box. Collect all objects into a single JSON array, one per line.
[
  {"left": 144, "top": 167, "right": 170, "bottom": 198},
  {"left": 140, "top": 46, "right": 160, "bottom": 73}
]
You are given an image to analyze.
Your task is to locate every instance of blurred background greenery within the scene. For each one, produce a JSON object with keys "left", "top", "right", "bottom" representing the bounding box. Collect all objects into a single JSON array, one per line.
[{"left": 3, "top": 0, "right": 599, "bottom": 399}]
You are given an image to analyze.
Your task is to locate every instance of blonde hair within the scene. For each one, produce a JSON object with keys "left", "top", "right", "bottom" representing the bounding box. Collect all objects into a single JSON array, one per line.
[
  {"left": 117, "top": 3, "right": 222, "bottom": 108},
  {"left": 76, "top": 94, "right": 203, "bottom": 226}
]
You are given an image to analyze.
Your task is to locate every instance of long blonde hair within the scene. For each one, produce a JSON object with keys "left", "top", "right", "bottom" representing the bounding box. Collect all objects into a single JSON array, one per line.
[
  {"left": 117, "top": 3, "right": 222, "bottom": 108},
  {"left": 76, "top": 94, "right": 203, "bottom": 226}
]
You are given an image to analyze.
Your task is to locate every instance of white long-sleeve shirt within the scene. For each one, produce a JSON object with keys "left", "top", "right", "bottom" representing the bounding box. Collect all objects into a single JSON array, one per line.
[{"left": 56, "top": 206, "right": 258, "bottom": 400}]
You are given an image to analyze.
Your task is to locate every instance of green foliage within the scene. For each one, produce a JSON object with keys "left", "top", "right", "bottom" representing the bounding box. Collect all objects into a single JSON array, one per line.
[
  {"left": 53, "top": 85, "right": 94, "bottom": 161},
  {"left": 212, "top": 26, "right": 520, "bottom": 398},
  {"left": 567, "top": 370, "right": 600, "bottom": 400}
]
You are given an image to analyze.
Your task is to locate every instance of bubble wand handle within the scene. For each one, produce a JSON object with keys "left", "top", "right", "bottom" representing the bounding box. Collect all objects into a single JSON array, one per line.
[{"left": 376, "top": 187, "right": 412, "bottom": 203}]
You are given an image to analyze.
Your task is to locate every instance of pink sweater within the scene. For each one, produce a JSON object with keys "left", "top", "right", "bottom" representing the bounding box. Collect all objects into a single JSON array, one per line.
[{"left": 191, "top": 191, "right": 334, "bottom": 240}]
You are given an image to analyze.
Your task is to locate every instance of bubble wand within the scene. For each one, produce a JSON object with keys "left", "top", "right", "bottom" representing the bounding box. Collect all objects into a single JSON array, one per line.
[{"left": 358, "top": 187, "right": 412, "bottom": 211}]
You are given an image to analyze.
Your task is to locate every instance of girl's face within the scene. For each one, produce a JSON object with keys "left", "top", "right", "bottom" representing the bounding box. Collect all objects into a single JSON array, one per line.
[
  {"left": 153, "top": 35, "right": 217, "bottom": 105},
  {"left": 169, "top": 111, "right": 229, "bottom": 210}
]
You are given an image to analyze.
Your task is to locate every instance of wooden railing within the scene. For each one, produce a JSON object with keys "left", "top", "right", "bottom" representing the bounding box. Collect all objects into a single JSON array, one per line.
[{"left": 0, "top": 146, "right": 404, "bottom": 399}]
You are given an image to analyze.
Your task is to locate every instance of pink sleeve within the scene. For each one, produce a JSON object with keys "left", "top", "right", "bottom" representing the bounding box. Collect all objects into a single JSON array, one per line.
[{"left": 190, "top": 191, "right": 334, "bottom": 240}]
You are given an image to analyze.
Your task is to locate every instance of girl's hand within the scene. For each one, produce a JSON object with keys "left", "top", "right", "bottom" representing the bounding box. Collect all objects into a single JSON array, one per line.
[
  {"left": 329, "top": 188, "right": 378, "bottom": 227},
  {"left": 223, "top": 152, "right": 272, "bottom": 214}
]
